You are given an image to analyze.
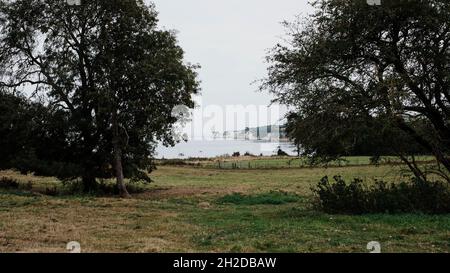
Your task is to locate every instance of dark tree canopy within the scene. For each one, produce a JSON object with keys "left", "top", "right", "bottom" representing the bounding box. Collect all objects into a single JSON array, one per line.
[
  {"left": 284, "top": 111, "right": 429, "bottom": 163},
  {"left": 262, "top": 0, "right": 450, "bottom": 181},
  {"left": 0, "top": 91, "right": 79, "bottom": 178},
  {"left": 0, "top": 0, "right": 200, "bottom": 195}
]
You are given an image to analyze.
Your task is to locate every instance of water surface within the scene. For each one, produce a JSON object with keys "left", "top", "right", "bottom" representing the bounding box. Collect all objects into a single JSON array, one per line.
[{"left": 156, "top": 140, "right": 296, "bottom": 159}]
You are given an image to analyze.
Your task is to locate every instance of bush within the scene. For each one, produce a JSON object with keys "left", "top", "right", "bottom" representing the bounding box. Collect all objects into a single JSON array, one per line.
[
  {"left": 0, "top": 177, "right": 33, "bottom": 192},
  {"left": 232, "top": 152, "right": 241, "bottom": 157},
  {"left": 61, "top": 179, "right": 146, "bottom": 196},
  {"left": 45, "top": 186, "right": 59, "bottom": 196},
  {"left": 0, "top": 177, "right": 19, "bottom": 189},
  {"left": 97, "top": 181, "right": 146, "bottom": 195},
  {"left": 157, "top": 159, "right": 187, "bottom": 166},
  {"left": 312, "top": 176, "right": 450, "bottom": 214},
  {"left": 244, "top": 152, "right": 256, "bottom": 157},
  {"left": 277, "top": 149, "right": 289, "bottom": 156}
]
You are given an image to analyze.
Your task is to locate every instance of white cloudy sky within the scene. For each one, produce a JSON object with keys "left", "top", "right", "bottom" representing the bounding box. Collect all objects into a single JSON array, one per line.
[{"left": 148, "top": 0, "right": 313, "bottom": 133}]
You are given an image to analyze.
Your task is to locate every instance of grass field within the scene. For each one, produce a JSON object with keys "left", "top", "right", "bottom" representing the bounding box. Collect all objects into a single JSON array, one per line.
[
  {"left": 0, "top": 158, "right": 449, "bottom": 253},
  {"left": 160, "top": 155, "right": 435, "bottom": 169}
]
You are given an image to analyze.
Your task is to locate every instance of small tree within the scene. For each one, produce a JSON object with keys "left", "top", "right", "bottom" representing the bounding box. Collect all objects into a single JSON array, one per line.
[{"left": 262, "top": 0, "right": 450, "bottom": 181}]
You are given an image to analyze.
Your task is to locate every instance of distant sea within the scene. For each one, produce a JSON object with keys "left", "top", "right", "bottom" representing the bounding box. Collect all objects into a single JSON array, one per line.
[{"left": 156, "top": 140, "right": 297, "bottom": 159}]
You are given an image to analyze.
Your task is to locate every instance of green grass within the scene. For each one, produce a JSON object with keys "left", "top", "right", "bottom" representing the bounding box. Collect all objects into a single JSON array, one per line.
[
  {"left": 183, "top": 203, "right": 450, "bottom": 252},
  {"left": 0, "top": 157, "right": 449, "bottom": 253},
  {"left": 217, "top": 191, "right": 302, "bottom": 205},
  {"left": 185, "top": 155, "right": 435, "bottom": 169}
]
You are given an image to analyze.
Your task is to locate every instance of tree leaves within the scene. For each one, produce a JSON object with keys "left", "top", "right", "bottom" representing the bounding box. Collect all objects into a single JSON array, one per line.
[
  {"left": 0, "top": 0, "right": 200, "bottom": 186},
  {"left": 262, "top": 0, "right": 450, "bottom": 180}
]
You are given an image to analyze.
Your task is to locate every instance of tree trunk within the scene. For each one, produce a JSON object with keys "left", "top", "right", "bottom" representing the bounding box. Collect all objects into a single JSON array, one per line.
[
  {"left": 396, "top": 118, "right": 450, "bottom": 178},
  {"left": 113, "top": 145, "right": 130, "bottom": 198},
  {"left": 81, "top": 174, "right": 96, "bottom": 193},
  {"left": 112, "top": 111, "right": 131, "bottom": 198}
]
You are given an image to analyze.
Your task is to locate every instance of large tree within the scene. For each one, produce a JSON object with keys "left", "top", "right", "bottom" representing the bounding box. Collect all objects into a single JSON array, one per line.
[
  {"left": 0, "top": 0, "right": 199, "bottom": 196},
  {"left": 262, "top": 0, "right": 450, "bottom": 181}
]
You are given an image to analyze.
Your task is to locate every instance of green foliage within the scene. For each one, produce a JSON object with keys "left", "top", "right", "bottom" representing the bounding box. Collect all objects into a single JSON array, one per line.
[
  {"left": 217, "top": 191, "right": 301, "bottom": 205},
  {"left": 285, "top": 112, "right": 428, "bottom": 164},
  {"left": 0, "top": 91, "right": 81, "bottom": 179},
  {"left": 93, "top": 181, "right": 147, "bottom": 196},
  {"left": 0, "top": 177, "right": 19, "bottom": 189},
  {"left": 277, "top": 148, "right": 289, "bottom": 156},
  {"left": 0, "top": 0, "right": 200, "bottom": 190},
  {"left": 157, "top": 159, "right": 188, "bottom": 166},
  {"left": 312, "top": 176, "right": 450, "bottom": 214},
  {"left": 60, "top": 178, "right": 147, "bottom": 195},
  {"left": 262, "top": 0, "right": 450, "bottom": 180},
  {"left": 0, "top": 91, "right": 33, "bottom": 170}
]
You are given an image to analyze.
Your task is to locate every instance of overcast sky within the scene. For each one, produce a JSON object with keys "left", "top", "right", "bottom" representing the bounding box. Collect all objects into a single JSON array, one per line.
[{"left": 147, "top": 0, "right": 314, "bottom": 133}]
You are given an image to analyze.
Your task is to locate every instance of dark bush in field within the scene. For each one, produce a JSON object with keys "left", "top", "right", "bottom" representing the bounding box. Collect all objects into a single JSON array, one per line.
[
  {"left": 217, "top": 191, "right": 301, "bottom": 205},
  {"left": 44, "top": 186, "right": 59, "bottom": 196},
  {"left": 157, "top": 159, "right": 203, "bottom": 167},
  {"left": 61, "top": 179, "right": 147, "bottom": 196},
  {"left": 277, "top": 149, "right": 289, "bottom": 156},
  {"left": 0, "top": 177, "right": 19, "bottom": 189},
  {"left": 97, "top": 181, "right": 146, "bottom": 195},
  {"left": 157, "top": 159, "right": 188, "bottom": 166},
  {"left": 312, "top": 176, "right": 450, "bottom": 214}
]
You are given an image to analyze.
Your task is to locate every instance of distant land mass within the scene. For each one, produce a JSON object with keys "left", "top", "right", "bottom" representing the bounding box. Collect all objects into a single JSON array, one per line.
[{"left": 219, "top": 125, "right": 288, "bottom": 141}]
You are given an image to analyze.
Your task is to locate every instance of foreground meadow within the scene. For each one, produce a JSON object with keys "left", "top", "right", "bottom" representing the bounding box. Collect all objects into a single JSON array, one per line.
[{"left": 0, "top": 160, "right": 449, "bottom": 253}]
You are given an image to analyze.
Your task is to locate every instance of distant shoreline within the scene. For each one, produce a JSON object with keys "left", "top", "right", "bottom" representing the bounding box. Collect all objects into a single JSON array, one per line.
[{"left": 156, "top": 139, "right": 297, "bottom": 159}]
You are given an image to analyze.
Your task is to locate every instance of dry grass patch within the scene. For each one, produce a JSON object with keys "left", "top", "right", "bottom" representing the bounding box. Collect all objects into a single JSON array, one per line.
[{"left": 0, "top": 194, "right": 196, "bottom": 252}]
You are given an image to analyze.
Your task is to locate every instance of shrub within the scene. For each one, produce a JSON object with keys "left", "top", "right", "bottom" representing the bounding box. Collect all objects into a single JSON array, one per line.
[
  {"left": 61, "top": 179, "right": 146, "bottom": 196},
  {"left": 277, "top": 149, "right": 289, "bottom": 156},
  {"left": 217, "top": 191, "right": 301, "bottom": 205},
  {"left": 23, "top": 181, "right": 33, "bottom": 191},
  {"left": 312, "top": 176, "right": 450, "bottom": 214},
  {"left": 45, "top": 186, "right": 59, "bottom": 196},
  {"left": 157, "top": 159, "right": 187, "bottom": 166},
  {"left": 97, "top": 181, "right": 146, "bottom": 195},
  {"left": 232, "top": 152, "right": 241, "bottom": 157},
  {"left": 0, "top": 178, "right": 33, "bottom": 193},
  {"left": 0, "top": 177, "right": 19, "bottom": 189}
]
